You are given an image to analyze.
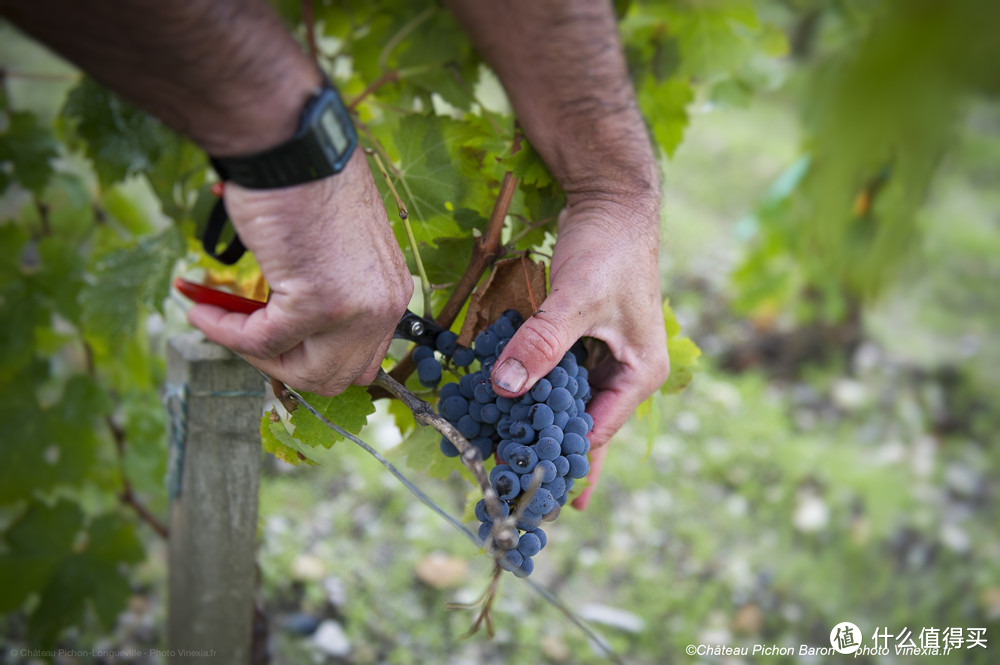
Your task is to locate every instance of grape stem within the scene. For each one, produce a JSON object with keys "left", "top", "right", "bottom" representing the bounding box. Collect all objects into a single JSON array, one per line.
[
  {"left": 446, "top": 565, "right": 503, "bottom": 638},
  {"left": 366, "top": 149, "right": 434, "bottom": 319},
  {"left": 372, "top": 370, "right": 512, "bottom": 536}
]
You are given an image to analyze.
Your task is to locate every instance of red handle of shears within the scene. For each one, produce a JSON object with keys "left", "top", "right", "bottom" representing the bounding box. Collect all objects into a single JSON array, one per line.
[{"left": 174, "top": 277, "right": 266, "bottom": 314}]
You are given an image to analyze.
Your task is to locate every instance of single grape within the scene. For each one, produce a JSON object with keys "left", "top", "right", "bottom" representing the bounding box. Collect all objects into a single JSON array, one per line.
[
  {"left": 413, "top": 345, "right": 435, "bottom": 363},
  {"left": 546, "top": 366, "right": 569, "bottom": 388},
  {"left": 529, "top": 403, "right": 555, "bottom": 430},
  {"left": 530, "top": 378, "right": 553, "bottom": 402},
  {"left": 417, "top": 357, "right": 442, "bottom": 387},
  {"left": 534, "top": 436, "right": 561, "bottom": 461},
  {"left": 480, "top": 402, "right": 501, "bottom": 424},
  {"left": 538, "top": 425, "right": 564, "bottom": 444},
  {"left": 456, "top": 414, "right": 480, "bottom": 439},
  {"left": 536, "top": 459, "right": 558, "bottom": 483},
  {"left": 435, "top": 330, "right": 458, "bottom": 356},
  {"left": 509, "top": 420, "right": 535, "bottom": 444},
  {"left": 564, "top": 375, "right": 579, "bottom": 399},
  {"left": 498, "top": 549, "right": 523, "bottom": 571},
  {"left": 474, "top": 329, "right": 498, "bottom": 358},
  {"left": 478, "top": 521, "right": 493, "bottom": 543},
  {"left": 507, "top": 445, "right": 538, "bottom": 474},
  {"left": 496, "top": 396, "right": 515, "bottom": 414},
  {"left": 553, "top": 455, "right": 570, "bottom": 477},
  {"left": 496, "top": 438, "right": 516, "bottom": 462},
  {"left": 453, "top": 346, "right": 476, "bottom": 367},
  {"left": 512, "top": 555, "right": 534, "bottom": 578},
  {"left": 490, "top": 466, "right": 521, "bottom": 501},
  {"left": 458, "top": 373, "right": 477, "bottom": 399},
  {"left": 566, "top": 453, "right": 590, "bottom": 479},
  {"left": 440, "top": 395, "right": 469, "bottom": 422},
  {"left": 440, "top": 382, "right": 461, "bottom": 400},
  {"left": 516, "top": 511, "right": 543, "bottom": 531},
  {"left": 564, "top": 417, "right": 590, "bottom": 437},
  {"left": 473, "top": 380, "right": 495, "bottom": 404},
  {"left": 527, "top": 487, "right": 555, "bottom": 515},
  {"left": 542, "top": 476, "right": 566, "bottom": 498},
  {"left": 558, "top": 354, "right": 578, "bottom": 375},
  {"left": 439, "top": 438, "right": 459, "bottom": 458},
  {"left": 476, "top": 498, "right": 510, "bottom": 522},
  {"left": 561, "top": 432, "right": 586, "bottom": 455},
  {"left": 517, "top": 531, "right": 542, "bottom": 558},
  {"left": 493, "top": 317, "right": 515, "bottom": 339},
  {"left": 546, "top": 387, "right": 573, "bottom": 412}
]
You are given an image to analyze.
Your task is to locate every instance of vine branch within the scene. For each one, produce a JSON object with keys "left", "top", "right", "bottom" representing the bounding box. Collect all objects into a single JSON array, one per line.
[
  {"left": 301, "top": 0, "right": 320, "bottom": 65},
  {"left": 378, "top": 170, "right": 518, "bottom": 392},
  {"left": 349, "top": 70, "right": 400, "bottom": 110},
  {"left": 372, "top": 370, "right": 513, "bottom": 542},
  {"left": 83, "top": 342, "right": 169, "bottom": 539}
]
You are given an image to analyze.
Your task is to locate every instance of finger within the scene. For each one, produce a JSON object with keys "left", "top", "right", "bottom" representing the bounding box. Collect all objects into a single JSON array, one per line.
[
  {"left": 571, "top": 444, "right": 609, "bottom": 510},
  {"left": 188, "top": 299, "right": 329, "bottom": 359},
  {"left": 188, "top": 301, "right": 305, "bottom": 360},
  {"left": 354, "top": 330, "right": 397, "bottom": 386},
  {"left": 490, "top": 292, "right": 588, "bottom": 397}
]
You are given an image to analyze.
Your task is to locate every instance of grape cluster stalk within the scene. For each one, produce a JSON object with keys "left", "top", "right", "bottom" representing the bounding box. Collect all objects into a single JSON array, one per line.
[{"left": 411, "top": 310, "right": 593, "bottom": 577}]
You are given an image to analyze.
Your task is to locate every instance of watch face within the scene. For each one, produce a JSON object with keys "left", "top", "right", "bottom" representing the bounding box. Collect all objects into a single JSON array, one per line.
[{"left": 320, "top": 107, "right": 351, "bottom": 157}]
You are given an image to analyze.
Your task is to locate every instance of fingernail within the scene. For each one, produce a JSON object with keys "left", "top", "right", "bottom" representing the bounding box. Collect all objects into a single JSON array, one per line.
[{"left": 492, "top": 358, "right": 527, "bottom": 393}]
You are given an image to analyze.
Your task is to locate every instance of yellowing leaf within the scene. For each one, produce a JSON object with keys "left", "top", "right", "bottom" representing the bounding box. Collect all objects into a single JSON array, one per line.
[{"left": 261, "top": 410, "right": 319, "bottom": 466}]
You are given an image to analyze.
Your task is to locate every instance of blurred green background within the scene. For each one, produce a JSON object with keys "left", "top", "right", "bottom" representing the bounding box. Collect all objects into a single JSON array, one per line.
[{"left": 2, "top": 0, "right": 999, "bottom": 663}]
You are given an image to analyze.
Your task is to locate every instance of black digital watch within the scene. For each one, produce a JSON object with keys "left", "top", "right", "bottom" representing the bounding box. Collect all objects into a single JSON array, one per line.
[{"left": 210, "top": 80, "right": 357, "bottom": 189}]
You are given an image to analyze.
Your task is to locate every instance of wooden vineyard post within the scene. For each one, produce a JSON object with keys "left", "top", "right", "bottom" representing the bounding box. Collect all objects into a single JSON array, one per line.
[{"left": 165, "top": 332, "right": 265, "bottom": 664}]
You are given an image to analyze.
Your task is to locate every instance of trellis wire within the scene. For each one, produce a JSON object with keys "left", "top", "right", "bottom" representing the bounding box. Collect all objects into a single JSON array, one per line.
[{"left": 271, "top": 375, "right": 626, "bottom": 664}]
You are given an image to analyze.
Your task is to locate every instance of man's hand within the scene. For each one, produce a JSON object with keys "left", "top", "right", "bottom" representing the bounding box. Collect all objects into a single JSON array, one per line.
[
  {"left": 188, "top": 150, "right": 413, "bottom": 395},
  {"left": 448, "top": 0, "right": 670, "bottom": 507},
  {"left": 490, "top": 197, "right": 669, "bottom": 509}
]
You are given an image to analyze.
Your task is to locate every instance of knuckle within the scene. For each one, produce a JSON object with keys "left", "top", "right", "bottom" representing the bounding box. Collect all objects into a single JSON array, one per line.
[{"left": 516, "top": 315, "right": 566, "bottom": 365}]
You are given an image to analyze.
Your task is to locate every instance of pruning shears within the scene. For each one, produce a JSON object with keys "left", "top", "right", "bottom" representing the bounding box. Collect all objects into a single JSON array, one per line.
[{"left": 173, "top": 277, "right": 445, "bottom": 347}]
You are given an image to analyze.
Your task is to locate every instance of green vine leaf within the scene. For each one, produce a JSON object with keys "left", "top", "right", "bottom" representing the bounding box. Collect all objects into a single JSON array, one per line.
[
  {"left": 387, "top": 424, "right": 477, "bottom": 482},
  {"left": 0, "top": 110, "right": 58, "bottom": 194},
  {"left": 289, "top": 385, "right": 376, "bottom": 449},
  {"left": 661, "top": 298, "right": 701, "bottom": 395},
  {"left": 0, "top": 501, "right": 143, "bottom": 648},
  {"left": 0, "top": 371, "right": 109, "bottom": 504},
  {"left": 80, "top": 225, "right": 184, "bottom": 348},
  {"left": 61, "top": 77, "right": 174, "bottom": 189}
]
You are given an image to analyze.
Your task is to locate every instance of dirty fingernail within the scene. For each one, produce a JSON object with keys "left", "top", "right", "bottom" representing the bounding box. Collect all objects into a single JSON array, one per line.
[{"left": 492, "top": 358, "right": 527, "bottom": 393}]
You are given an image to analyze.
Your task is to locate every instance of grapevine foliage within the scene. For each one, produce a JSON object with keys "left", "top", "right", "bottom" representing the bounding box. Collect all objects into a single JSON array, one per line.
[{"left": 0, "top": 0, "right": 803, "bottom": 647}]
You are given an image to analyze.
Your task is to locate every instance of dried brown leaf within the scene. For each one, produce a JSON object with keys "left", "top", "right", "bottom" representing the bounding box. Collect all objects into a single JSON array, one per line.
[{"left": 457, "top": 255, "right": 546, "bottom": 347}]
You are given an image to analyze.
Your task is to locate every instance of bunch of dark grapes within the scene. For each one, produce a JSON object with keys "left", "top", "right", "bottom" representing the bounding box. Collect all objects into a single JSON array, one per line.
[{"left": 414, "top": 309, "right": 593, "bottom": 577}]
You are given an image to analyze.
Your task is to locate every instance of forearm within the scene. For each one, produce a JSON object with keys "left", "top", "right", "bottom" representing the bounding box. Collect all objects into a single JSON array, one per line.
[
  {"left": 0, "top": 0, "right": 319, "bottom": 156},
  {"left": 446, "top": 0, "right": 659, "bottom": 208}
]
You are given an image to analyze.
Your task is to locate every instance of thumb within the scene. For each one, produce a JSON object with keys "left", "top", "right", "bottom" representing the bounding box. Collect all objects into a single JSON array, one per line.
[{"left": 489, "top": 295, "right": 585, "bottom": 397}]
